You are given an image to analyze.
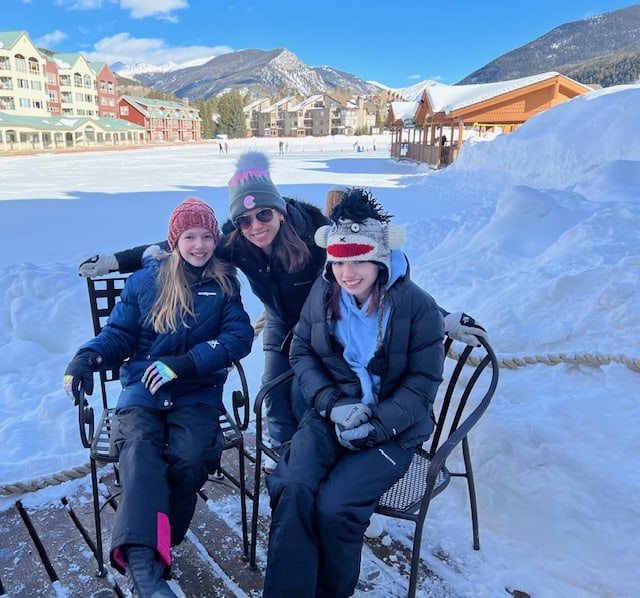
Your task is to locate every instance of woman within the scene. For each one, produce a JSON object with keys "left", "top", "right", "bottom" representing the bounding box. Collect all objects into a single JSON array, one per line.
[
  {"left": 64, "top": 197, "right": 254, "bottom": 597},
  {"left": 263, "top": 188, "right": 445, "bottom": 597}
]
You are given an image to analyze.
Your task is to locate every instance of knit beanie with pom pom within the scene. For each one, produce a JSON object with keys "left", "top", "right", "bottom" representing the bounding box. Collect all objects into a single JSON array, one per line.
[
  {"left": 168, "top": 196, "right": 221, "bottom": 250},
  {"left": 228, "top": 151, "right": 286, "bottom": 221}
]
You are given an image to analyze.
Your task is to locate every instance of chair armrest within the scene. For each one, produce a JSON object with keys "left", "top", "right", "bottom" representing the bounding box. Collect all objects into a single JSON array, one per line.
[
  {"left": 253, "top": 369, "right": 294, "bottom": 459},
  {"left": 76, "top": 389, "right": 95, "bottom": 449},
  {"left": 230, "top": 360, "right": 251, "bottom": 430}
]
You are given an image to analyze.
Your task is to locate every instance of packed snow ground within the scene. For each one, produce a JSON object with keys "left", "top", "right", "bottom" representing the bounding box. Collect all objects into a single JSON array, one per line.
[{"left": 1, "top": 84, "right": 639, "bottom": 597}]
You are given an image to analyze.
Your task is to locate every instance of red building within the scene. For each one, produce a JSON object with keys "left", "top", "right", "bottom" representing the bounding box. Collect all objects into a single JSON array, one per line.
[{"left": 118, "top": 95, "right": 202, "bottom": 142}]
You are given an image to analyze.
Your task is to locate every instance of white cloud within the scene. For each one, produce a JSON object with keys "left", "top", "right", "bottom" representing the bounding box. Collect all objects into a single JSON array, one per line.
[
  {"left": 55, "top": 0, "right": 103, "bottom": 9},
  {"left": 119, "top": 0, "right": 189, "bottom": 20},
  {"left": 84, "top": 32, "right": 232, "bottom": 67},
  {"left": 35, "top": 30, "right": 69, "bottom": 48}
]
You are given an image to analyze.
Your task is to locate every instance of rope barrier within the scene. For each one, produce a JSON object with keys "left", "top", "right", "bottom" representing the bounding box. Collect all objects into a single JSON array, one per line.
[
  {"left": 447, "top": 347, "right": 640, "bottom": 373},
  {"left": 2, "top": 313, "right": 636, "bottom": 497},
  {"left": 0, "top": 463, "right": 92, "bottom": 497}
]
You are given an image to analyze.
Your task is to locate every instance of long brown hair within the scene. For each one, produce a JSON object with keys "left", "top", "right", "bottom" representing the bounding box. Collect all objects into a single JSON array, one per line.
[
  {"left": 226, "top": 218, "right": 311, "bottom": 273},
  {"left": 147, "top": 251, "right": 238, "bottom": 334}
]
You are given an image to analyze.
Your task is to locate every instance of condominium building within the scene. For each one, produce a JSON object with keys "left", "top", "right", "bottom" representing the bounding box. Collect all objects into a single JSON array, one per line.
[{"left": 0, "top": 30, "right": 143, "bottom": 152}]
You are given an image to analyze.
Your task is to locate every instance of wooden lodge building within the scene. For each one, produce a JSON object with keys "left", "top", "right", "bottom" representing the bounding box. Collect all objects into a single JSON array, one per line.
[{"left": 386, "top": 72, "right": 592, "bottom": 168}]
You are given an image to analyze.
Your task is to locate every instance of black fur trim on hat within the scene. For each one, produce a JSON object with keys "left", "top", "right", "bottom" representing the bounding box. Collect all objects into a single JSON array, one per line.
[{"left": 329, "top": 188, "right": 393, "bottom": 224}]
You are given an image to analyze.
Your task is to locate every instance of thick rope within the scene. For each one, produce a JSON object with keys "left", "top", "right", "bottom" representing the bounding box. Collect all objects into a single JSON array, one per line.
[
  {"left": 2, "top": 316, "right": 636, "bottom": 497},
  {"left": 0, "top": 463, "right": 92, "bottom": 497},
  {"left": 447, "top": 347, "right": 640, "bottom": 373}
]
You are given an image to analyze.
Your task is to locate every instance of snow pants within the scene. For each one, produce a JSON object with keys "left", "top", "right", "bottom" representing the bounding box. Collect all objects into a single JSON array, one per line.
[
  {"left": 261, "top": 312, "right": 308, "bottom": 451},
  {"left": 109, "top": 404, "right": 222, "bottom": 573},
  {"left": 263, "top": 409, "right": 415, "bottom": 598}
]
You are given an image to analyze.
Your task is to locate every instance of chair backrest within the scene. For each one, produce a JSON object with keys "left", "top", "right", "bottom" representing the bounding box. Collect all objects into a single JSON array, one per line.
[
  {"left": 424, "top": 336, "right": 499, "bottom": 491},
  {"left": 84, "top": 275, "right": 251, "bottom": 429},
  {"left": 86, "top": 276, "right": 128, "bottom": 409}
]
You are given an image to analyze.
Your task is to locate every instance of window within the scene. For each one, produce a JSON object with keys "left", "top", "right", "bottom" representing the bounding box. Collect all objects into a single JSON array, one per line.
[
  {"left": 84, "top": 74, "right": 92, "bottom": 88},
  {"left": 48, "top": 90, "right": 58, "bottom": 102},
  {"left": 0, "top": 56, "right": 10, "bottom": 70},
  {"left": 20, "top": 98, "right": 31, "bottom": 108},
  {"left": 0, "top": 97, "right": 15, "bottom": 110},
  {"left": 47, "top": 72, "right": 57, "bottom": 85},
  {"left": 17, "top": 78, "right": 29, "bottom": 89},
  {"left": 74, "top": 73, "right": 82, "bottom": 87},
  {"left": 28, "top": 58, "right": 40, "bottom": 75},
  {"left": 120, "top": 105, "right": 129, "bottom": 116},
  {"left": 0, "top": 76, "right": 12, "bottom": 90},
  {"left": 31, "top": 80, "right": 42, "bottom": 91},
  {"left": 33, "top": 99, "right": 44, "bottom": 109},
  {"left": 59, "top": 74, "right": 71, "bottom": 86},
  {"left": 15, "top": 54, "right": 27, "bottom": 72}
]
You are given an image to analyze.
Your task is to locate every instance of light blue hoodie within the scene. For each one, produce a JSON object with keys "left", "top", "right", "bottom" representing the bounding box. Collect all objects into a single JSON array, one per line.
[{"left": 334, "top": 250, "right": 408, "bottom": 406}]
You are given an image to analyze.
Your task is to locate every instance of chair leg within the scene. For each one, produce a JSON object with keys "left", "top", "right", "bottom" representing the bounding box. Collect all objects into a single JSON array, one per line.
[
  {"left": 407, "top": 519, "right": 425, "bottom": 598},
  {"left": 236, "top": 439, "right": 249, "bottom": 560},
  {"left": 90, "top": 457, "right": 107, "bottom": 576},
  {"left": 249, "top": 443, "right": 263, "bottom": 570},
  {"left": 462, "top": 439, "right": 480, "bottom": 550}
]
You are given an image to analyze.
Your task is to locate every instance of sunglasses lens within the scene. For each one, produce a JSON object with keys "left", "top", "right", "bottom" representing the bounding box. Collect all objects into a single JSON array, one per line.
[
  {"left": 235, "top": 215, "right": 252, "bottom": 230},
  {"left": 256, "top": 209, "right": 275, "bottom": 223},
  {"left": 235, "top": 209, "right": 274, "bottom": 230}
]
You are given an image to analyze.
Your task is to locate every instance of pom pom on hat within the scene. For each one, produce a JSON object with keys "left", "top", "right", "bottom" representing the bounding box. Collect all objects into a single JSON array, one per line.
[
  {"left": 314, "top": 188, "right": 405, "bottom": 281},
  {"left": 168, "top": 197, "right": 221, "bottom": 250},
  {"left": 228, "top": 151, "right": 287, "bottom": 221}
]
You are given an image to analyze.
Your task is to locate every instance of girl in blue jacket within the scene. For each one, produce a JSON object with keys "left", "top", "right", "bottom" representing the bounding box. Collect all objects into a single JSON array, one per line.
[
  {"left": 64, "top": 197, "right": 254, "bottom": 597},
  {"left": 263, "top": 188, "right": 446, "bottom": 597},
  {"left": 77, "top": 153, "right": 330, "bottom": 461}
]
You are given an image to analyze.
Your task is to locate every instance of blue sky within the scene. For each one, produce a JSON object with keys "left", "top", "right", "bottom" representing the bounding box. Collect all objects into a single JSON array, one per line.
[{"left": 7, "top": 0, "right": 637, "bottom": 88}]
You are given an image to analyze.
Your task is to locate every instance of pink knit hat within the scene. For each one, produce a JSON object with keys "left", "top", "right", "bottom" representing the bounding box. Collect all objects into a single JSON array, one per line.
[{"left": 168, "top": 197, "right": 221, "bottom": 250}]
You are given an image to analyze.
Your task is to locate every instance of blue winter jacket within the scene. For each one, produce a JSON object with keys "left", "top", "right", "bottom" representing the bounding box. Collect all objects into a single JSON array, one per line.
[{"left": 78, "top": 258, "right": 254, "bottom": 412}]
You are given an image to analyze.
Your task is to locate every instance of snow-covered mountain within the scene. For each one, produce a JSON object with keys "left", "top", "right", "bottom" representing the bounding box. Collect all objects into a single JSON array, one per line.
[
  {"left": 114, "top": 56, "right": 216, "bottom": 79},
  {"left": 112, "top": 48, "right": 384, "bottom": 100}
]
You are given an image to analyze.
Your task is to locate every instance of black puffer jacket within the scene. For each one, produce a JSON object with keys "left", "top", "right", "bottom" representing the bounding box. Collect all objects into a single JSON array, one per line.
[
  {"left": 290, "top": 273, "right": 445, "bottom": 450},
  {"left": 115, "top": 197, "right": 329, "bottom": 335}
]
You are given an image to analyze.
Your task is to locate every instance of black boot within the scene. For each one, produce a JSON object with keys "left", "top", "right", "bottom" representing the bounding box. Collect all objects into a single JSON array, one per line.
[{"left": 125, "top": 544, "right": 176, "bottom": 598}]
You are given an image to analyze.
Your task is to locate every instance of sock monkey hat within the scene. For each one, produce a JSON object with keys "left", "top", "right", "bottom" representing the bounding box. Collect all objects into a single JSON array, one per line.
[
  {"left": 314, "top": 188, "right": 406, "bottom": 281},
  {"left": 228, "top": 151, "right": 287, "bottom": 220}
]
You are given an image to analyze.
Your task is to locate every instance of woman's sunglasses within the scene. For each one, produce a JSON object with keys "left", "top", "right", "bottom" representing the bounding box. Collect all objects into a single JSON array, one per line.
[{"left": 234, "top": 208, "right": 276, "bottom": 230}]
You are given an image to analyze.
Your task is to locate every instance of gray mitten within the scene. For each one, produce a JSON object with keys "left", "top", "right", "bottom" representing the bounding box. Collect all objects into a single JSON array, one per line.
[
  {"left": 338, "top": 419, "right": 389, "bottom": 450},
  {"left": 78, "top": 254, "right": 119, "bottom": 277},
  {"left": 329, "top": 400, "right": 371, "bottom": 430},
  {"left": 444, "top": 312, "right": 488, "bottom": 347}
]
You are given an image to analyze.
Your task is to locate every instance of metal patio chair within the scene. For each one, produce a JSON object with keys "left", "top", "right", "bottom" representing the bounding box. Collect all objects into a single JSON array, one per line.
[
  {"left": 76, "top": 275, "right": 252, "bottom": 576},
  {"left": 249, "top": 335, "right": 499, "bottom": 597}
]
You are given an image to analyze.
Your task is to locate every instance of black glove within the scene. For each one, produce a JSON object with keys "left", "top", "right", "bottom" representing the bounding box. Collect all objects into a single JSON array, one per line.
[
  {"left": 337, "top": 418, "right": 389, "bottom": 450},
  {"left": 63, "top": 350, "right": 103, "bottom": 405},
  {"left": 141, "top": 354, "right": 196, "bottom": 395},
  {"left": 444, "top": 312, "right": 488, "bottom": 347}
]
